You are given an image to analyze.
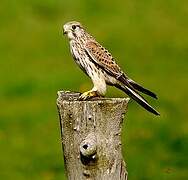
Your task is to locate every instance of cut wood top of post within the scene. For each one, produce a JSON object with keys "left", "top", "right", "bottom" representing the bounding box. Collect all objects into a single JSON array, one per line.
[{"left": 57, "top": 91, "right": 130, "bottom": 103}]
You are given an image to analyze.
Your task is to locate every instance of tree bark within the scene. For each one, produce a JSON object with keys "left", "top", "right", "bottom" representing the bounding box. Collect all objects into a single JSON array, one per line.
[{"left": 57, "top": 91, "right": 129, "bottom": 180}]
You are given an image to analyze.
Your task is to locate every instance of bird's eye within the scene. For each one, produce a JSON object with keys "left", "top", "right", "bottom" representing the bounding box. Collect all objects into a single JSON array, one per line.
[{"left": 72, "top": 25, "right": 76, "bottom": 30}]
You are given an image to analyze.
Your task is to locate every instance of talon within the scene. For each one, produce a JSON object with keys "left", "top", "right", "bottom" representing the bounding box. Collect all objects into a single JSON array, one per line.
[{"left": 78, "top": 91, "right": 99, "bottom": 100}]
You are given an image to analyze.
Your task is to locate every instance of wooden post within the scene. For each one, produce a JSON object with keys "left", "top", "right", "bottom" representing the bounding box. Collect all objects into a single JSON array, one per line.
[{"left": 57, "top": 91, "right": 129, "bottom": 180}]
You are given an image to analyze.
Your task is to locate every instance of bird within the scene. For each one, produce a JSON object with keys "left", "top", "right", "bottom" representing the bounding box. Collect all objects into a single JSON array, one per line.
[{"left": 63, "top": 21, "right": 160, "bottom": 116}]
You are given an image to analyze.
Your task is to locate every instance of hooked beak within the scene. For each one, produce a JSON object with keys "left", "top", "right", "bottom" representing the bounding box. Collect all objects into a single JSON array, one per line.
[{"left": 63, "top": 29, "right": 67, "bottom": 35}]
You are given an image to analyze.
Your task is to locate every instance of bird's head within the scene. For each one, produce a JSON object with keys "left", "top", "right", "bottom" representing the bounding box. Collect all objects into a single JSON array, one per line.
[{"left": 63, "top": 21, "right": 85, "bottom": 40}]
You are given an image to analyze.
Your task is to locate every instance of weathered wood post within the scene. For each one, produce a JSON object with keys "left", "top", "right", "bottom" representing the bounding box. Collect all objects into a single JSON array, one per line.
[{"left": 57, "top": 91, "right": 129, "bottom": 180}]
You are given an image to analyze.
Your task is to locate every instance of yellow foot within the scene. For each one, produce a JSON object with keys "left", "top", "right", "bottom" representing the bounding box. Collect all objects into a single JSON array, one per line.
[{"left": 78, "top": 91, "right": 99, "bottom": 100}]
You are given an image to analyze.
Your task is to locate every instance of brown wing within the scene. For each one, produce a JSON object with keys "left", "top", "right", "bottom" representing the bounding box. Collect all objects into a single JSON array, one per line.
[{"left": 84, "top": 40, "right": 123, "bottom": 78}]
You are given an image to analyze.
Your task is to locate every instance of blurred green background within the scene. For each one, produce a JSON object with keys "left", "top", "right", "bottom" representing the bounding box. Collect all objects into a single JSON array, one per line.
[{"left": 0, "top": 0, "right": 187, "bottom": 179}]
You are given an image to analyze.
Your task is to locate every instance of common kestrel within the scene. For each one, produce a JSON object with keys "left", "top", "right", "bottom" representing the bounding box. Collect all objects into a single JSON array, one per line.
[{"left": 63, "top": 21, "right": 160, "bottom": 115}]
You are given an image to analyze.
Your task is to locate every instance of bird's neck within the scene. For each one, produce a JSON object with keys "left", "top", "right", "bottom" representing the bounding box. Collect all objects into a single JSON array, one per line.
[{"left": 75, "top": 30, "right": 94, "bottom": 43}]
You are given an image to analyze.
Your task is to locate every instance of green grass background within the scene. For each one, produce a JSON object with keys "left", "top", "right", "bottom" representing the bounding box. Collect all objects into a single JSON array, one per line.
[{"left": 0, "top": 0, "right": 187, "bottom": 179}]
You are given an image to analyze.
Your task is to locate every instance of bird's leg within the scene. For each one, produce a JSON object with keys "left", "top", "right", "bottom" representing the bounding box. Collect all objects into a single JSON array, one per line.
[
  {"left": 78, "top": 90, "right": 101, "bottom": 100},
  {"left": 79, "top": 77, "right": 106, "bottom": 100}
]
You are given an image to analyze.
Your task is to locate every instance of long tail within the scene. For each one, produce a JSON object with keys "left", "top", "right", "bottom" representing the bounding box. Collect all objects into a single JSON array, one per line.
[
  {"left": 118, "top": 74, "right": 157, "bottom": 99},
  {"left": 115, "top": 83, "right": 160, "bottom": 116},
  {"left": 127, "top": 79, "right": 157, "bottom": 99}
]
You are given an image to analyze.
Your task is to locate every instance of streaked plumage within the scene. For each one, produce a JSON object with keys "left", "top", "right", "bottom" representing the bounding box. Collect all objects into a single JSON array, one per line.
[{"left": 63, "top": 21, "right": 160, "bottom": 115}]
